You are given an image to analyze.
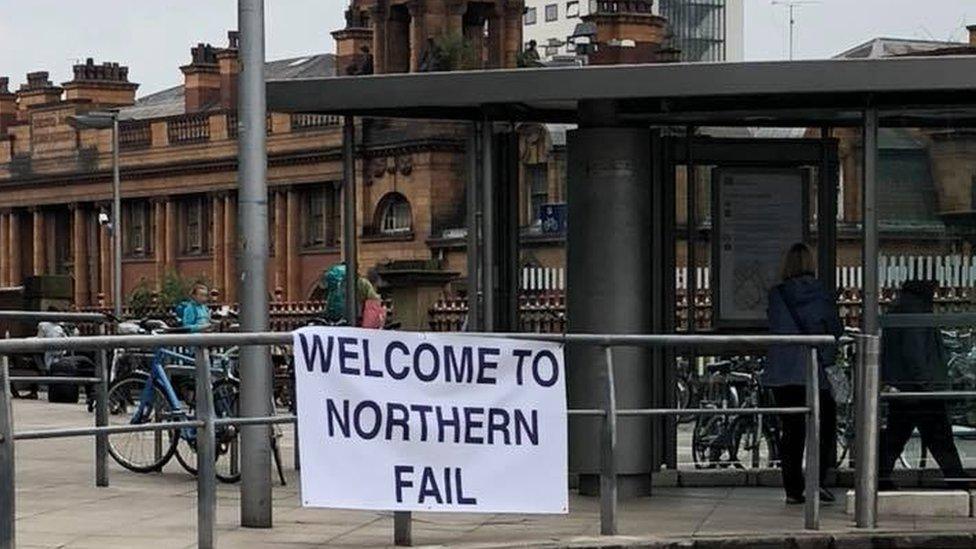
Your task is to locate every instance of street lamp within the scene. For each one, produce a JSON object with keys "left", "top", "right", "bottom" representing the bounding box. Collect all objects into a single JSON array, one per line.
[{"left": 68, "top": 110, "right": 122, "bottom": 317}]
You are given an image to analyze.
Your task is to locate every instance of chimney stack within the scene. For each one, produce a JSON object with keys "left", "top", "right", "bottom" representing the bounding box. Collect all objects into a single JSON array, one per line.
[
  {"left": 216, "top": 31, "right": 240, "bottom": 109},
  {"left": 0, "top": 77, "right": 15, "bottom": 135},
  {"left": 62, "top": 58, "right": 139, "bottom": 107},
  {"left": 180, "top": 43, "right": 221, "bottom": 113},
  {"left": 16, "top": 71, "right": 63, "bottom": 117},
  {"left": 582, "top": 0, "right": 670, "bottom": 65},
  {"left": 332, "top": 8, "right": 373, "bottom": 76},
  {"left": 968, "top": 24, "right": 976, "bottom": 46}
]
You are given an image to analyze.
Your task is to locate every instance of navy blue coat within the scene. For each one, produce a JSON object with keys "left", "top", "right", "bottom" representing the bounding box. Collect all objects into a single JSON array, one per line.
[{"left": 763, "top": 275, "right": 844, "bottom": 387}]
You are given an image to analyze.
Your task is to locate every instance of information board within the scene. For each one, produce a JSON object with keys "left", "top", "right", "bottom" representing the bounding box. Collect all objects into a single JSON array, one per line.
[
  {"left": 713, "top": 168, "right": 807, "bottom": 327},
  {"left": 294, "top": 327, "right": 568, "bottom": 514}
]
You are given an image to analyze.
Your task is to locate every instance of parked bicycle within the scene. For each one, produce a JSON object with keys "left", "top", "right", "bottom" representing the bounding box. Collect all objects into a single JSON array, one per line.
[{"left": 690, "top": 356, "right": 781, "bottom": 469}]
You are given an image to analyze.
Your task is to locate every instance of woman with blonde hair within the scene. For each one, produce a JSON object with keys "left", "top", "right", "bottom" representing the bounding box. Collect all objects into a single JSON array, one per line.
[{"left": 764, "top": 243, "right": 843, "bottom": 504}]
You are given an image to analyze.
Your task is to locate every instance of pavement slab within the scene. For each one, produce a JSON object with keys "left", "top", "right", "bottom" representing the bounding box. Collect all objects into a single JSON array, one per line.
[{"left": 7, "top": 399, "right": 976, "bottom": 548}]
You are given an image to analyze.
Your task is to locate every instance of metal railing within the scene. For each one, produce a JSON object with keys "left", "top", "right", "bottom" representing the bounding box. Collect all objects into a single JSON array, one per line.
[{"left": 0, "top": 329, "right": 851, "bottom": 548}]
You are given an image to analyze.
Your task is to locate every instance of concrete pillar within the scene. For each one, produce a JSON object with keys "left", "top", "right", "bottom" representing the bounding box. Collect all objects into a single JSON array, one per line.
[
  {"left": 567, "top": 113, "right": 654, "bottom": 497},
  {"left": 8, "top": 211, "right": 21, "bottom": 286},
  {"left": 165, "top": 199, "right": 178, "bottom": 266},
  {"left": 273, "top": 190, "right": 287, "bottom": 295},
  {"left": 99, "top": 221, "right": 111, "bottom": 301},
  {"left": 153, "top": 199, "right": 167, "bottom": 284},
  {"left": 285, "top": 188, "right": 301, "bottom": 301},
  {"left": 369, "top": 4, "right": 388, "bottom": 74},
  {"left": 31, "top": 208, "right": 45, "bottom": 276},
  {"left": 72, "top": 204, "right": 89, "bottom": 306},
  {"left": 223, "top": 194, "right": 237, "bottom": 302},
  {"left": 503, "top": 3, "right": 524, "bottom": 69},
  {"left": 487, "top": 7, "right": 505, "bottom": 69},
  {"left": 446, "top": 0, "right": 467, "bottom": 36},
  {"left": 212, "top": 193, "right": 226, "bottom": 298},
  {"left": 407, "top": 0, "right": 425, "bottom": 72},
  {"left": 0, "top": 211, "right": 8, "bottom": 287}
]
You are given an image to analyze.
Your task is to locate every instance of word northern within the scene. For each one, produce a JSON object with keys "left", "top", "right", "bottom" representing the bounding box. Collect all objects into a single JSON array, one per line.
[
  {"left": 298, "top": 333, "right": 560, "bottom": 387},
  {"left": 326, "top": 398, "right": 540, "bottom": 446}
]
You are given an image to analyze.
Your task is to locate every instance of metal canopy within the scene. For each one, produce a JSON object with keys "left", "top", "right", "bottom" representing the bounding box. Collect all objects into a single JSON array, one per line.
[{"left": 267, "top": 56, "right": 976, "bottom": 126}]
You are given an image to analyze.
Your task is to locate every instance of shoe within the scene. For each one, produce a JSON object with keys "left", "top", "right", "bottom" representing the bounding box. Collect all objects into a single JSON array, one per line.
[
  {"left": 819, "top": 488, "right": 836, "bottom": 504},
  {"left": 786, "top": 495, "right": 805, "bottom": 505}
]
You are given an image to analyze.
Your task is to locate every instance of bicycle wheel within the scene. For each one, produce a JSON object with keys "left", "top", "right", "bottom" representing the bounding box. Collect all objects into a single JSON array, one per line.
[
  {"left": 106, "top": 376, "right": 179, "bottom": 473},
  {"left": 692, "top": 414, "right": 737, "bottom": 469},
  {"left": 174, "top": 379, "right": 242, "bottom": 483}
]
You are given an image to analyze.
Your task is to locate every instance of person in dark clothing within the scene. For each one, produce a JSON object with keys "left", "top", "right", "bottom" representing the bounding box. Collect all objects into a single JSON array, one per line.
[
  {"left": 764, "top": 243, "right": 844, "bottom": 504},
  {"left": 878, "top": 280, "right": 967, "bottom": 490}
]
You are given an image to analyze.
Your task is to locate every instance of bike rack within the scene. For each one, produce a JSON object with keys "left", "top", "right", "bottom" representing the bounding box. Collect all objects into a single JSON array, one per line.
[{"left": 0, "top": 330, "right": 839, "bottom": 549}]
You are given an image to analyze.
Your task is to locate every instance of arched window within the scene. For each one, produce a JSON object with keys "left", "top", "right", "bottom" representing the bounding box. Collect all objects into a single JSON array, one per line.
[{"left": 376, "top": 193, "right": 412, "bottom": 235}]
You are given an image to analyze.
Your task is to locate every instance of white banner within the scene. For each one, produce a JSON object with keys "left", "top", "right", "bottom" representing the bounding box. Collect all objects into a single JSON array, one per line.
[{"left": 293, "top": 327, "right": 568, "bottom": 514}]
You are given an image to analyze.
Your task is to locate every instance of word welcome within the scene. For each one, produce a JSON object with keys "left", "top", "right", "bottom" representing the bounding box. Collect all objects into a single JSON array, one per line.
[{"left": 298, "top": 333, "right": 560, "bottom": 388}]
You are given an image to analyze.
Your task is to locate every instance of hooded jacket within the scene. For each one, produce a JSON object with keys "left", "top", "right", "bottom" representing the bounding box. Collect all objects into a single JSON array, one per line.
[
  {"left": 763, "top": 274, "right": 844, "bottom": 387},
  {"left": 881, "top": 285, "right": 947, "bottom": 390}
]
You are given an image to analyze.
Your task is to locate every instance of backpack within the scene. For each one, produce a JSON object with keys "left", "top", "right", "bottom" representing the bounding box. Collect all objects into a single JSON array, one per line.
[{"left": 324, "top": 264, "right": 347, "bottom": 320}]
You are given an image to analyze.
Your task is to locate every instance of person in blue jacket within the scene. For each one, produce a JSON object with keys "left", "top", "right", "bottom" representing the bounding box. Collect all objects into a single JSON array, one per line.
[
  {"left": 176, "top": 283, "right": 212, "bottom": 332},
  {"left": 764, "top": 243, "right": 844, "bottom": 505}
]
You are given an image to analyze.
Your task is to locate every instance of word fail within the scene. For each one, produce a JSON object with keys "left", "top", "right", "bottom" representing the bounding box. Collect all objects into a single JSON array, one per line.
[{"left": 294, "top": 327, "right": 568, "bottom": 514}]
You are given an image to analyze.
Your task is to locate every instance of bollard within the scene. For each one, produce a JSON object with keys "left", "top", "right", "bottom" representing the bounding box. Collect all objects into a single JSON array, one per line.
[
  {"left": 1, "top": 356, "right": 15, "bottom": 549},
  {"left": 394, "top": 511, "right": 412, "bottom": 546},
  {"left": 95, "top": 325, "right": 109, "bottom": 487},
  {"left": 195, "top": 347, "right": 217, "bottom": 549},
  {"left": 804, "top": 347, "right": 820, "bottom": 530},
  {"left": 854, "top": 334, "right": 880, "bottom": 528},
  {"left": 600, "top": 346, "right": 618, "bottom": 536}
]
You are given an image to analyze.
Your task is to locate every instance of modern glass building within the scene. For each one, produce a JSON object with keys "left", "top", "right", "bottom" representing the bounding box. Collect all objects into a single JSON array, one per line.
[
  {"left": 522, "top": 0, "right": 744, "bottom": 62},
  {"left": 659, "top": 0, "right": 743, "bottom": 62}
]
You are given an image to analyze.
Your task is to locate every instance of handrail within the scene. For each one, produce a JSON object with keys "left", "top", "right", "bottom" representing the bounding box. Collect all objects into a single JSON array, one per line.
[
  {"left": 0, "top": 330, "right": 839, "bottom": 548},
  {"left": 0, "top": 331, "right": 838, "bottom": 353},
  {"left": 0, "top": 310, "right": 110, "bottom": 323}
]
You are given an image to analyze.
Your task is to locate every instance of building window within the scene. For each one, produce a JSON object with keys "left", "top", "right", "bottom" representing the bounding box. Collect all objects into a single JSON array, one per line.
[
  {"left": 376, "top": 193, "right": 412, "bottom": 235},
  {"left": 178, "top": 195, "right": 212, "bottom": 256},
  {"left": 122, "top": 200, "right": 154, "bottom": 258},
  {"left": 566, "top": 1, "right": 580, "bottom": 17},
  {"left": 524, "top": 7, "right": 537, "bottom": 25},
  {"left": 545, "top": 3, "right": 558, "bottom": 21},
  {"left": 302, "top": 183, "right": 341, "bottom": 249},
  {"left": 527, "top": 164, "right": 549, "bottom": 224}
]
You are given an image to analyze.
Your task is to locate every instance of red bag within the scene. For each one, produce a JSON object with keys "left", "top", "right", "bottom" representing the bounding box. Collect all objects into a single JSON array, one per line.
[{"left": 360, "top": 299, "right": 387, "bottom": 329}]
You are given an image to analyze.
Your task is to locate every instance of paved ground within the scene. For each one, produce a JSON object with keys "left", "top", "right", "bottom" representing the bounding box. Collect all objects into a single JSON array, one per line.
[{"left": 9, "top": 399, "right": 976, "bottom": 548}]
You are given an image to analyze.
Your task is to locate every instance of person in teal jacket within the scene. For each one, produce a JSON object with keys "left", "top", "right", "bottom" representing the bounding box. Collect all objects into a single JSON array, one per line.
[{"left": 176, "top": 283, "right": 212, "bottom": 332}]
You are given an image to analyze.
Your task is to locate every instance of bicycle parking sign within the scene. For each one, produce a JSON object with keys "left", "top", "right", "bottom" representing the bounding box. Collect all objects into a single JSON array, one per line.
[{"left": 293, "top": 327, "right": 568, "bottom": 513}]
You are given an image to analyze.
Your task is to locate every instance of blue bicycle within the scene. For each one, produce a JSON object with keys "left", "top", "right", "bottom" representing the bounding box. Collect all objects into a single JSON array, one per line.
[{"left": 106, "top": 339, "right": 242, "bottom": 482}]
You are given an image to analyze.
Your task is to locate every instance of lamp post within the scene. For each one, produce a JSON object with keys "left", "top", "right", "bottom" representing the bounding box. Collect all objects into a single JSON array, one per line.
[{"left": 68, "top": 111, "right": 122, "bottom": 317}]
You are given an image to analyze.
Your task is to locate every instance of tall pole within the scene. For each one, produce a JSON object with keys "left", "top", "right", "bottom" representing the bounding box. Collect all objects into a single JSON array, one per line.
[
  {"left": 111, "top": 115, "right": 122, "bottom": 317},
  {"left": 862, "top": 108, "right": 879, "bottom": 334},
  {"left": 238, "top": 0, "right": 273, "bottom": 528},
  {"left": 342, "top": 116, "right": 358, "bottom": 325},
  {"left": 788, "top": 4, "right": 795, "bottom": 60}
]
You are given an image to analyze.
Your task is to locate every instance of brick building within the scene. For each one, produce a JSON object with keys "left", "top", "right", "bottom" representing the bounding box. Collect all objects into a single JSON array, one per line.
[{"left": 0, "top": 0, "right": 672, "bottom": 316}]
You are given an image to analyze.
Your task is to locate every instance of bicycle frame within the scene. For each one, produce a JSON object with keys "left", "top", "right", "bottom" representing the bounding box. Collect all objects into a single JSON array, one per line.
[{"left": 133, "top": 348, "right": 186, "bottom": 424}]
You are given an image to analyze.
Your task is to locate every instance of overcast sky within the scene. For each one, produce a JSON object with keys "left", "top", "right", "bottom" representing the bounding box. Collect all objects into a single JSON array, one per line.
[{"left": 1, "top": 0, "right": 972, "bottom": 96}]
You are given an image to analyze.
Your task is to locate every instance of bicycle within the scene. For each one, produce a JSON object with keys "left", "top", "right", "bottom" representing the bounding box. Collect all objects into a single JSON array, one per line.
[
  {"left": 691, "top": 357, "right": 781, "bottom": 469},
  {"left": 105, "top": 334, "right": 242, "bottom": 482}
]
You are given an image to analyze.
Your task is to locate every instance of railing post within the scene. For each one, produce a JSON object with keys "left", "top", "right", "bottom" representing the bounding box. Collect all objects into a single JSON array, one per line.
[
  {"left": 95, "top": 324, "right": 109, "bottom": 487},
  {"left": 855, "top": 334, "right": 880, "bottom": 528},
  {"left": 0, "top": 356, "right": 14, "bottom": 549},
  {"left": 804, "top": 347, "right": 820, "bottom": 530},
  {"left": 394, "top": 511, "right": 412, "bottom": 546},
  {"left": 195, "top": 347, "right": 217, "bottom": 549},
  {"left": 600, "top": 346, "right": 618, "bottom": 536}
]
